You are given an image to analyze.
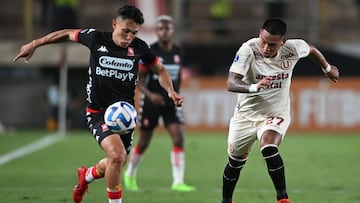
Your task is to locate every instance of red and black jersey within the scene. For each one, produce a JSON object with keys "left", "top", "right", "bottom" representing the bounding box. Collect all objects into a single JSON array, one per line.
[
  {"left": 140, "top": 42, "right": 183, "bottom": 101},
  {"left": 76, "top": 28, "right": 157, "bottom": 111}
]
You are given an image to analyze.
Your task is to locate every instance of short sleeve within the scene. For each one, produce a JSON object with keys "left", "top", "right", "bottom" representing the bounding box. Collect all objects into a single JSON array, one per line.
[
  {"left": 77, "top": 28, "right": 98, "bottom": 48},
  {"left": 137, "top": 39, "right": 157, "bottom": 65},
  {"left": 229, "top": 45, "right": 253, "bottom": 76},
  {"left": 290, "top": 39, "right": 310, "bottom": 58}
]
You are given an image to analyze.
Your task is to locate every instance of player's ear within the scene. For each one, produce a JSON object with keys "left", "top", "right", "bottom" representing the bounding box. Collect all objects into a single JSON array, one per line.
[{"left": 112, "top": 19, "right": 117, "bottom": 29}]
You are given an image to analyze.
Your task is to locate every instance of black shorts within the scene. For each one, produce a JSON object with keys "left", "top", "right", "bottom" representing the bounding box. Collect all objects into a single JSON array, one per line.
[
  {"left": 86, "top": 111, "right": 134, "bottom": 154},
  {"left": 139, "top": 98, "right": 184, "bottom": 130}
]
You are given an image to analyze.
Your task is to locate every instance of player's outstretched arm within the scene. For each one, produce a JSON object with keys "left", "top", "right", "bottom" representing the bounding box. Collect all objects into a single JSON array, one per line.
[
  {"left": 13, "top": 29, "right": 79, "bottom": 63},
  {"left": 308, "top": 45, "right": 339, "bottom": 83},
  {"left": 148, "top": 62, "right": 184, "bottom": 106},
  {"left": 227, "top": 72, "right": 271, "bottom": 93}
]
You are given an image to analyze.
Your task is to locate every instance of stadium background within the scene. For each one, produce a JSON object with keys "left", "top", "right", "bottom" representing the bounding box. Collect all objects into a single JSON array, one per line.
[{"left": 1, "top": 0, "right": 360, "bottom": 133}]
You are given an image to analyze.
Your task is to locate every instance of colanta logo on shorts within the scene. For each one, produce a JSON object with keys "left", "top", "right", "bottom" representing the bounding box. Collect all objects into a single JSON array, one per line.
[{"left": 99, "top": 56, "right": 134, "bottom": 71}]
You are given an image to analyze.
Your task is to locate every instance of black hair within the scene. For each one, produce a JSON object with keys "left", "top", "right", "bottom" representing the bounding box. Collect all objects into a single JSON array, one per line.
[
  {"left": 262, "top": 18, "right": 287, "bottom": 36},
  {"left": 116, "top": 5, "right": 144, "bottom": 25}
]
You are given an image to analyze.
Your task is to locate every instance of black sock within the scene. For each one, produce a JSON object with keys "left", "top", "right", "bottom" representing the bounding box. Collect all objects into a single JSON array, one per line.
[
  {"left": 222, "top": 157, "right": 246, "bottom": 201},
  {"left": 261, "top": 145, "right": 288, "bottom": 200}
]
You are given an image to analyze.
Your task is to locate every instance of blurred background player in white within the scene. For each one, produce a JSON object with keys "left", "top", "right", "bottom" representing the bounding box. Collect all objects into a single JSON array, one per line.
[
  {"left": 221, "top": 18, "right": 339, "bottom": 203},
  {"left": 124, "top": 15, "right": 195, "bottom": 192}
]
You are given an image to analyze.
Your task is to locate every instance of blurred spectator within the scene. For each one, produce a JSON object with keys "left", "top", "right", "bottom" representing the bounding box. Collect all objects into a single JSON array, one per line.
[
  {"left": 209, "top": 0, "right": 231, "bottom": 36},
  {"left": 51, "top": 0, "right": 79, "bottom": 31},
  {"left": 46, "top": 74, "right": 80, "bottom": 131}
]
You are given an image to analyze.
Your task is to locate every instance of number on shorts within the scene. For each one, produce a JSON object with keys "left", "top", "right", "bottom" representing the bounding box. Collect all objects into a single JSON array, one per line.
[{"left": 266, "top": 116, "right": 284, "bottom": 126}]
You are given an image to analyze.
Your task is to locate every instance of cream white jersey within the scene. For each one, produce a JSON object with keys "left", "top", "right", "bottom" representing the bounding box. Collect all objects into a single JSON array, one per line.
[{"left": 229, "top": 38, "right": 310, "bottom": 121}]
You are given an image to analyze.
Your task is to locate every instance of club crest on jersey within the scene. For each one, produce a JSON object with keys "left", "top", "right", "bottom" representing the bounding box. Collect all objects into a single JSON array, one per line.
[
  {"left": 101, "top": 123, "right": 109, "bottom": 132},
  {"left": 127, "top": 47, "right": 134, "bottom": 56},
  {"left": 281, "top": 60, "right": 291, "bottom": 70},
  {"left": 174, "top": 54, "right": 180, "bottom": 63}
]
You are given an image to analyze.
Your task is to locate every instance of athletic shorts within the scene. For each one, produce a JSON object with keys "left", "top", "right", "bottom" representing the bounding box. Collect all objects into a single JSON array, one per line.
[
  {"left": 139, "top": 98, "right": 184, "bottom": 130},
  {"left": 86, "top": 111, "right": 134, "bottom": 154},
  {"left": 227, "top": 114, "right": 291, "bottom": 158}
]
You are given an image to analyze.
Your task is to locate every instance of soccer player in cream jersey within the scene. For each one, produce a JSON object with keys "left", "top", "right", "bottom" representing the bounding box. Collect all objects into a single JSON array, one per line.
[{"left": 221, "top": 18, "right": 339, "bottom": 203}]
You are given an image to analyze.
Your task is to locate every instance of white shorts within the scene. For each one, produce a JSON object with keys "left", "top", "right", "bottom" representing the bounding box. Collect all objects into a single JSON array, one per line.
[{"left": 227, "top": 114, "right": 291, "bottom": 158}]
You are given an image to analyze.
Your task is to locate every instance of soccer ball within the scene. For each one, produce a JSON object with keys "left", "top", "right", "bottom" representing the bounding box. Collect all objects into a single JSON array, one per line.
[{"left": 104, "top": 101, "right": 138, "bottom": 135}]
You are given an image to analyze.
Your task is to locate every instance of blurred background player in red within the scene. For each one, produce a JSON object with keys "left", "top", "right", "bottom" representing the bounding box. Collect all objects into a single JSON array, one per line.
[{"left": 124, "top": 15, "right": 195, "bottom": 192}]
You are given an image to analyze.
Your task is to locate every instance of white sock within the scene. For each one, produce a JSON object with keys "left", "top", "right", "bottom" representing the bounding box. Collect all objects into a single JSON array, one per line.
[
  {"left": 85, "top": 166, "right": 96, "bottom": 183},
  {"left": 108, "top": 199, "right": 121, "bottom": 203},
  {"left": 126, "top": 146, "right": 143, "bottom": 177},
  {"left": 171, "top": 148, "right": 185, "bottom": 185}
]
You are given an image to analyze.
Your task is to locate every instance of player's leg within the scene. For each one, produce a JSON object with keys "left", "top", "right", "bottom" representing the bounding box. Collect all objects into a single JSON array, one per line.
[
  {"left": 74, "top": 111, "right": 129, "bottom": 203},
  {"left": 124, "top": 129, "right": 154, "bottom": 190},
  {"left": 100, "top": 133, "right": 128, "bottom": 203},
  {"left": 222, "top": 116, "right": 257, "bottom": 203},
  {"left": 166, "top": 122, "right": 195, "bottom": 192},
  {"left": 257, "top": 116, "right": 291, "bottom": 203},
  {"left": 73, "top": 112, "right": 105, "bottom": 203},
  {"left": 124, "top": 100, "right": 160, "bottom": 190}
]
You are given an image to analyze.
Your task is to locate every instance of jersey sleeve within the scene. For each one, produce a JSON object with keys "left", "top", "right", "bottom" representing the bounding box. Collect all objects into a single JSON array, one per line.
[
  {"left": 138, "top": 40, "right": 158, "bottom": 66},
  {"left": 76, "top": 28, "right": 98, "bottom": 49},
  {"left": 229, "top": 44, "right": 253, "bottom": 76},
  {"left": 290, "top": 39, "right": 310, "bottom": 58},
  {"left": 138, "top": 59, "right": 150, "bottom": 71}
]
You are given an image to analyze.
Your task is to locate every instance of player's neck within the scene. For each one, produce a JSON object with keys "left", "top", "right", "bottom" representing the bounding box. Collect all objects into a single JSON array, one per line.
[{"left": 159, "top": 41, "right": 172, "bottom": 52}]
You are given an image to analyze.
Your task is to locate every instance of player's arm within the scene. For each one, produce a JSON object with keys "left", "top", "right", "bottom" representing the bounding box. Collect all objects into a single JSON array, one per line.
[
  {"left": 148, "top": 61, "right": 183, "bottom": 106},
  {"left": 227, "top": 72, "right": 271, "bottom": 93},
  {"left": 308, "top": 44, "right": 339, "bottom": 82},
  {"left": 13, "top": 29, "right": 80, "bottom": 63},
  {"left": 137, "top": 66, "right": 165, "bottom": 106}
]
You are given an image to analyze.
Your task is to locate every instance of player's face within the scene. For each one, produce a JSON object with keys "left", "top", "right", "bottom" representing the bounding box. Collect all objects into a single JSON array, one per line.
[
  {"left": 156, "top": 21, "right": 174, "bottom": 43},
  {"left": 259, "top": 29, "right": 284, "bottom": 58},
  {"left": 112, "top": 18, "right": 140, "bottom": 48}
]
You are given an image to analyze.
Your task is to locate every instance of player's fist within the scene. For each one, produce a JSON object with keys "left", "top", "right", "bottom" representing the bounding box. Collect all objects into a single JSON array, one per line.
[{"left": 327, "top": 65, "right": 339, "bottom": 83}]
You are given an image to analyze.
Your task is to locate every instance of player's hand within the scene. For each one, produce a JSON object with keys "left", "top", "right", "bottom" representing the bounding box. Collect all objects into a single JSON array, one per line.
[
  {"left": 257, "top": 76, "right": 272, "bottom": 90},
  {"left": 168, "top": 91, "right": 184, "bottom": 106},
  {"left": 13, "top": 41, "right": 36, "bottom": 63},
  {"left": 149, "top": 92, "right": 165, "bottom": 106},
  {"left": 326, "top": 65, "right": 339, "bottom": 83}
]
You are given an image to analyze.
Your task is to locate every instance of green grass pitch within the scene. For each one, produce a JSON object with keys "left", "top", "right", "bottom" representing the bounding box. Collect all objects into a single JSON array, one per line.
[{"left": 0, "top": 130, "right": 359, "bottom": 203}]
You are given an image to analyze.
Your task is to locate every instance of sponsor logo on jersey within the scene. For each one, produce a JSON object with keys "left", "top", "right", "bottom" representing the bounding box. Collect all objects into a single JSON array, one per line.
[
  {"left": 96, "top": 67, "right": 135, "bottom": 81},
  {"left": 280, "top": 52, "right": 295, "bottom": 59},
  {"left": 99, "top": 56, "right": 134, "bottom": 71},
  {"left": 80, "top": 28, "right": 96, "bottom": 34},
  {"left": 97, "top": 46, "right": 108, "bottom": 53}
]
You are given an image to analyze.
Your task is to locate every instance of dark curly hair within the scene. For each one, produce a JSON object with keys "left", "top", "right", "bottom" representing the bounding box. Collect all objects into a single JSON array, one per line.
[
  {"left": 262, "top": 18, "right": 287, "bottom": 36},
  {"left": 116, "top": 5, "right": 144, "bottom": 25}
]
